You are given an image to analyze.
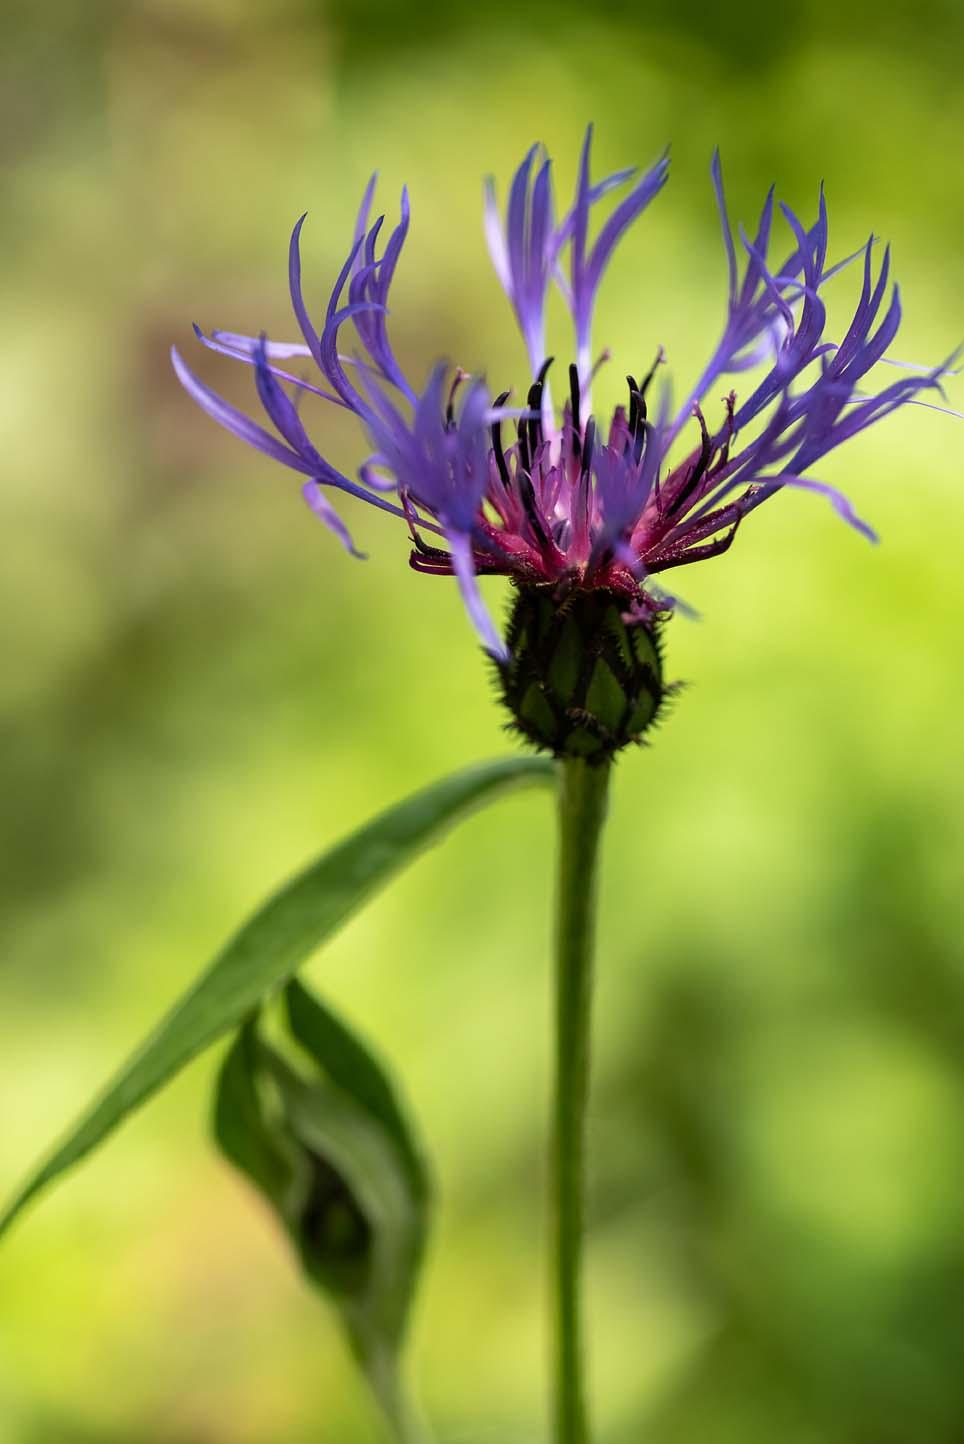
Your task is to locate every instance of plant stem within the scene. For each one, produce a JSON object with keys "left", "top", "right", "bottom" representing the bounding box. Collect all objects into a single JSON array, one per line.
[{"left": 551, "top": 757, "right": 611, "bottom": 1444}]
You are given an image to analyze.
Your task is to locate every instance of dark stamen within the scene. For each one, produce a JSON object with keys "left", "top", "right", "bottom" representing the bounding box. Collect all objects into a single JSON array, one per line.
[
  {"left": 626, "top": 375, "right": 640, "bottom": 435},
  {"left": 526, "top": 380, "right": 544, "bottom": 460},
  {"left": 525, "top": 359, "right": 553, "bottom": 462},
  {"left": 638, "top": 347, "right": 664, "bottom": 402},
  {"left": 410, "top": 535, "right": 453, "bottom": 560},
  {"left": 519, "top": 472, "right": 550, "bottom": 547},
  {"left": 490, "top": 390, "right": 512, "bottom": 489},
  {"left": 517, "top": 417, "right": 532, "bottom": 477},
  {"left": 445, "top": 369, "right": 467, "bottom": 429},
  {"left": 401, "top": 487, "right": 449, "bottom": 559},
  {"left": 633, "top": 414, "right": 648, "bottom": 465},
  {"left": 667, "top": 408, "right": 713, "bottom": 518},
  {"left": 581, "top": 416, "right": 596, "bottom": 479},
  {"left": 568, "top": 363, "right": 582, "bottom": 440},
  {"left": 717, "top": 391, "right": 736, "bottom": 468},
  {"left": 624, "top": 377, "right": 648, "bottom": 465}
]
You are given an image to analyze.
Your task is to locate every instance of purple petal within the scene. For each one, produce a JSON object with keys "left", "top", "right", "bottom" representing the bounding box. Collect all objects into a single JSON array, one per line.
[
  {"left": 351, "top": 174, "right": 378, "bottom": 264},
  {"left": 738, "top": 225, "right": 796, "bottom": 331},
  {"left": 253, "top": 337, "right": 322, "bottom": 460},
  {"left": 301, "top": 480, "right": 366, "bottom": 558},
  {"left": 448, "top": 531, "right": 508, "bottom": 661},
  {"left": 506, "top": 144, "right": 540, "bottom": 311},
  {"left": 484, "top": 175, "right": 512, "bottom": 290},
  {"left": 880, "top": 354, "right": 961, "bottom": 376},
  {"left": 832, "top": 246, "right": 891, "bottom": 374},
  {"left": 288, "top": 214, "right": 327, "bottom": 374},
  {"left": 711, "top": 149, "right": 738, "bottom": 306},
  {"left": 171, "top": 346, "right": 315, "bottom": 476},
  {"left": 359, "top": 190, "right": 416, "bottom": 399},
  {"left": 742, "top": 472, "right": 878, "bottom": 542},
  {"left": 194, "top": 326, "right": 345, "bottom": 406},
  {"left": 583, "top": 153, "right": 669, "bottom": 314},
  {"left": 208, "top": 331, "right": 312, "bottom": 359},
  {"left": 738, "top": 186, "right": 776, "bottom": 308},
  {"left": 903, "top": 397, "right": 964, "bottom": 420}
]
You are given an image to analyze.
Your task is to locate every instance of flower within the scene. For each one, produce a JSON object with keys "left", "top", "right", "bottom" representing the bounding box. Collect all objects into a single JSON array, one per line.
[{"left": 173, "top": 128, "right": 958, "bottom": 668}]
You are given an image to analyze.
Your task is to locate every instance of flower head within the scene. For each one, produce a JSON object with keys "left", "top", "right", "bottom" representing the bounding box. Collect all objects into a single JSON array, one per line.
[{"left": 173, "top": 129, "right": 958, "bottom": 675}]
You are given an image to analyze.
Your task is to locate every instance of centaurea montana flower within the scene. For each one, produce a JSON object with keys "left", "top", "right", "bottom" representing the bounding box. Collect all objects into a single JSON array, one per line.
[{"left": 173, "top": 129, "right": 958, "bottom": 756}]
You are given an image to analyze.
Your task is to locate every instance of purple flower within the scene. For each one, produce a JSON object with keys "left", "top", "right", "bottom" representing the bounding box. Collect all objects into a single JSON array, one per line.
[{"left": 173, "top": 129, "right": 958, "bottom": 663}]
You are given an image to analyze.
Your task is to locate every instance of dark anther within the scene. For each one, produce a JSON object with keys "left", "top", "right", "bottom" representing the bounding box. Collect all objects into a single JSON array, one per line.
[
  {"left": 626, "top": 374, "right": 649, "bottom": 458},
  {"left": 517, "top": 417, "right": 532, "bottom": 477},
  {"left": 626, "top": 374, "right": 639, "bottom": 432},
  {"left": 626, "top": 381, "right": 648, "bottom": 466},
  {"left": 717, "top": 391, "right": 736, "bottom": 468},
  {"left": 568, "top": 363, "right": 582, "bottom": 441},
  {"left": 445, "top": 369, "right": 467, "bottom": 430},
  {"left": 630, "top": 351, "right": 665, "bottom": 469},
  {"left": 410, "top": 533, "right": 453, "bottom": 561},
  {"left": 638, "top": 348, "right": 663, "bottom": 401},
  {"left": 667, "top": 408, "right": 713, "bottom": 518},
  {"left": 526, "top": 360, "right": 553, "bottom": 460},
  {"left": 526, "top": 381, "right": 544, "bottom": 459},
  {"left": 491, "top": 389, "right": 512, "bottom": 488},
  {"left": 519, "top": 472, "right": 550, "bottom": 547},
  {"left": 581, "top": 416, "right": 596, "bottom": 478},
  {"left": 535, "top": 355, "right": 555, "bottom": 388}
]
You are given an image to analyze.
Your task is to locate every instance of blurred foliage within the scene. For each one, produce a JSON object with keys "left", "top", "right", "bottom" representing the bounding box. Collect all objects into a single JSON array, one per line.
[{"left": 1, "top": 0, "right": 963, "bottom": 1442}]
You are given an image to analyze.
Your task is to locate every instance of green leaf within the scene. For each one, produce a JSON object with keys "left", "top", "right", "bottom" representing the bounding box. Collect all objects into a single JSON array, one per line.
[
  {"left": 0, "top": 756, "right": 554, "bottom": 1239},
  {"left": 213, "top": 1020, "right": 295, "bottom": 1211},
  {"left": 285, "top": 977, "right": 425, "bottom": 1200},
  {"left": 215, "top": 982, "right": 431, "bottom": 1436}
]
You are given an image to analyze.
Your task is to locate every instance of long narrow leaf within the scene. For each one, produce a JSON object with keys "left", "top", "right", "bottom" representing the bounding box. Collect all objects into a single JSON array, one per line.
[{"left": 0, "top": 755, "right": 554, "bottom": 1238}]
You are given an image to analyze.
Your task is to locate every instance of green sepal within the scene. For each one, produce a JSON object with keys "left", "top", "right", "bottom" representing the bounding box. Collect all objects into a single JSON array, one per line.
[{"left": 498, "top": 586, "right": 669, "bottom": 760}]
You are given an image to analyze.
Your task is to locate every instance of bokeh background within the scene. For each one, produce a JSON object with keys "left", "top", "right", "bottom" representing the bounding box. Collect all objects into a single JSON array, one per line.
[{"left": 3, "top": 1, "right": 964, "bottom": 1440}]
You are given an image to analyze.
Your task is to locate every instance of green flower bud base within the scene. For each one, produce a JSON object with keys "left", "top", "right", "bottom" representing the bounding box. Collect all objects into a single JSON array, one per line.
[{"left": 498, "top": 585, "right": 669, "bottom": 760}]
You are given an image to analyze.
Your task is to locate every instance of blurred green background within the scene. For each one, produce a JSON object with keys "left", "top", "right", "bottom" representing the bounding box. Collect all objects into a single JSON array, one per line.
[{"left": 3, "top": 1, "right": 964, "bottom": 1440}]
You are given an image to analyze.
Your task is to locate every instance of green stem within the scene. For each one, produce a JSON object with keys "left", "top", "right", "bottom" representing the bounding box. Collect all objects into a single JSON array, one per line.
[{"left": 551, "top": 757, "right": 611, "bottom": 1444}]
